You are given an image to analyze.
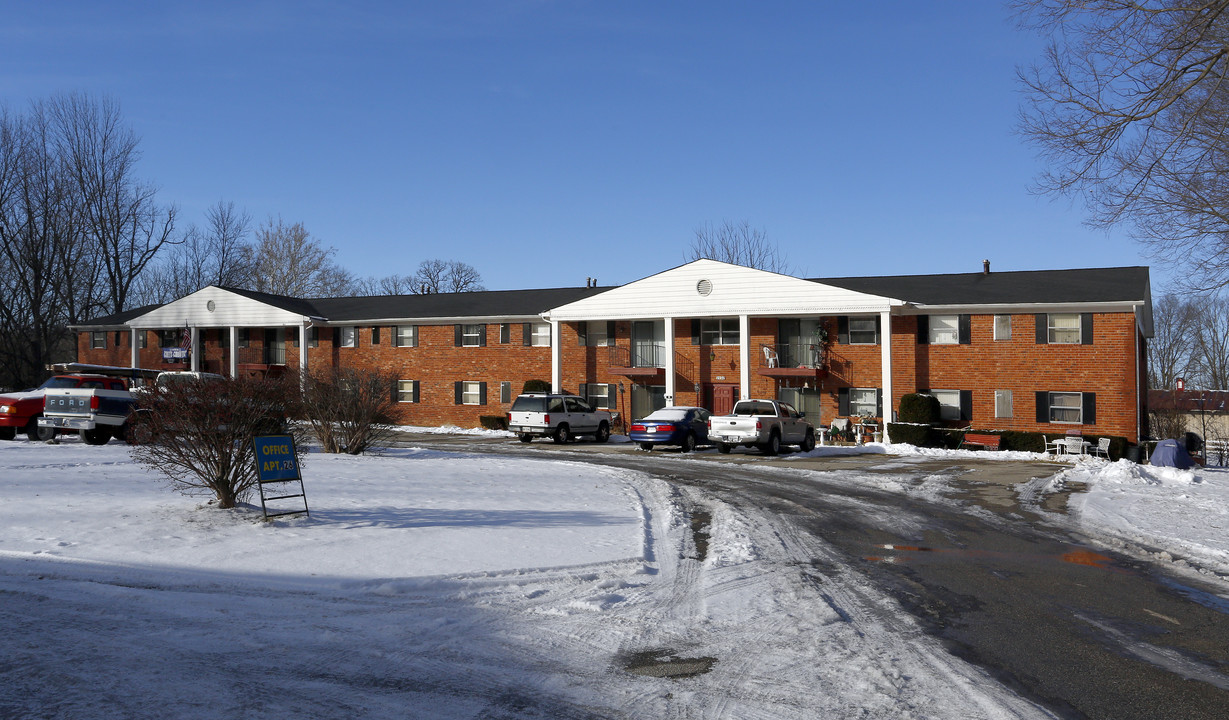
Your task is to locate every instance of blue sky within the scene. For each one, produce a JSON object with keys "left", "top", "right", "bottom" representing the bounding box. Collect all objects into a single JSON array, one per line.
[{"left": 0, "top": 1, "right": 1159, "bottom": 293}]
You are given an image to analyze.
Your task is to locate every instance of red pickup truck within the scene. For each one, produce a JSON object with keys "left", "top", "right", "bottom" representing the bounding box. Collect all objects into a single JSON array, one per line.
[{"left": 0, "top": 375, "right": 130, "bottom": 441}]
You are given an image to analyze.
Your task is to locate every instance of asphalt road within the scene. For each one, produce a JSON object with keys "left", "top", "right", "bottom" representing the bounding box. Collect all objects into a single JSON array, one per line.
[{"left": 398, "top": 433, "right": 1229, "bottom": 720}]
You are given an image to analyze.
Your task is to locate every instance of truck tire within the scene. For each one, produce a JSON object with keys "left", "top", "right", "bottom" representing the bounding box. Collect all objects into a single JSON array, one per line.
[
  {"left": 0, "top": 427, "right": 14, "bottom": 441},
  {"left": 81, "top": 427, "right": 112, "bottom": 445},
  {"left": 25, "top": 417, "right": 54, "bottom": 442},
  {"left": 718, "top": 442, "right": 732, "bottom": 454},
  {"left": 553, "top": 424, "right": 572, "bottom": 444},
  {"left": 799, "top": 430, "right": 816, "bottom": 452},
  {"left": 518, "top": 433, "right": 534, "bottom": 443},
  {"left": 760, "top": 432, "right": 780, "bottom": 456},
  {"left": 594, "top": 422, "right": 610, "bottom": 443}
]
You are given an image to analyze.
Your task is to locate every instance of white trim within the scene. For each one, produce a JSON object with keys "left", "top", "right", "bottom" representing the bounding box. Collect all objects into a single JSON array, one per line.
[
  {"left": 664, "top": 317, "right": 676, "bottom": 404},
  {"left": 550, "top": 320, "right": 561, "bottom": 392},
  {"left": 880, "top": 310, "right": 892, "bottom": 441},
  {"left": 738, "top": 314, "right": 750, "bottom": 400}
]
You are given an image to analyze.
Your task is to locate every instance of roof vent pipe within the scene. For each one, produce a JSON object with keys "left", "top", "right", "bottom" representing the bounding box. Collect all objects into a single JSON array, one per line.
[{"left": 983, "top": 259, "right": 990, "bottom": 274}]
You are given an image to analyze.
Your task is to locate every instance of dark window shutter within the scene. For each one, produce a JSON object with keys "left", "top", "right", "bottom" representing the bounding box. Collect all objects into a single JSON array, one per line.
[
  {"left": 523, "top": 323, "right": 532, "bottom": 346},
  {"left": 1036, "top": 391, "right": 1050, "bottom": 423},
  {"left": 606, "top": 321, "right": 616, "bottom": 346},
  {"left": 454, "top": 325, "right": 462, "bottom": 346},
  {"left": 577, "top": 321, "right": 587, "bottom": 346},
  {"left": 691, "top": 319, "right": 701, "bottom": 345},
  {"left": 917, "top": 315, "right": 929, "bottom": 344},
  {"left": 837, "top": 316, "right": 850, "bottom": 344},
  {"left": 454, "top": 381, "right": 463, "bottom": 404},
  {"left": 411, "top": 326, "right": 419, "bottom": 348},
  {"left": 874, "top": 316, "right": 881, "bottom": 344},
  {"left": 291, "top": 327, "right": 300, "bottom": 348},
  {"left": 478, "top": 382, "right": 487, "bottom": 405},
  {"left": 876, "top": 389, "right": 883, "bottom": 417},
  {"left": 1081, "top": 313, "right": 1094, "bottom": 345},
  {"left": 608, "top": 383, "right": 618, "bottom": 409},
  {"left": 1082, "top": 392, "right": 1096, "bottom": 425},
  {"left": 838, "top": 387, "right": 850, "bottom": 416},
  {"left": 390, "top": 381, "right": 398, "bottom": 403},
  {"left": 479, "top": 325, "right": 487, "bottom": 347},
  {"left": 959, "top": 390, "right": 973, "bottom": 421},
  {"left": 1035, "top": 314, "right": 1048, "bottom": 344},
  {"left": 372, "top": 327, "right": 380, "bottom": 345},
  {"left": 500, "top": 323, "right": 510, "bottom": 344},
  {"left": 412, "top": 381, "right": 420, "bottom": 403},
  {"left": 958, "top": 315, "right": 971, "bottom": 345}
]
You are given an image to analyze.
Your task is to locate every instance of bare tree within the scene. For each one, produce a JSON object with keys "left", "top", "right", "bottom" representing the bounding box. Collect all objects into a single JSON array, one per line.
[
  {"left": 134, "top": 200, "right": 253, "bottom": 304},
  {"left": 413, "top": 259, "right": 485, "bottom": 294},
  {"left": 299, "top": 365, "right": 398, "bottom": 454},
  {"left": 353, "top": 273, "right": 418, "bottom": 296},
  {"left": 1148, "top": 293, "right": 1198, "bottom": 389},
  {"left": 1190, "top": 292, "right": 1229, "bottom": 389},
  {"left": 689, "top": 220, "right": 790, "bottom": 273},
  {"left": 241, "top": 217, "right": 355, "bottom": 297},
  {"left": 1016, "top": 1, "right": 1229, "bottom": 290}
]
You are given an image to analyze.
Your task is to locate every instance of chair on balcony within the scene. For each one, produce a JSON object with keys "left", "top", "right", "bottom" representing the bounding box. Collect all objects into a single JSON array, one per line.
[{"left": 762, "top": 346, "right": 779, "bottom": 368}]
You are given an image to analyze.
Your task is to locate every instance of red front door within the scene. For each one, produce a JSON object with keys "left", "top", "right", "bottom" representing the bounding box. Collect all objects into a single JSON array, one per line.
[{"left": 706, "top": 384, "right": 737, "bottom": 416}]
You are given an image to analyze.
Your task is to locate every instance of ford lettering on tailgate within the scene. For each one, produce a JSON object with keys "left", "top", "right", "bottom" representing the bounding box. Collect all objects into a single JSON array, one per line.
[{"left": 46, "top": 396, "right": 89, "bottom": 413}]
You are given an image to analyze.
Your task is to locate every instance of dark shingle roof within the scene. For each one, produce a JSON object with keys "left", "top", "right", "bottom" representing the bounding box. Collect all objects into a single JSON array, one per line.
[
  {"left": 306, "top": 286, "right": 611, "bottom": 322},
  {"left": 70, "top": 304, "right": 163, "bottom": 328},
  {"left": 814, "top": 266, "right": 1150, "bottom": 306}
]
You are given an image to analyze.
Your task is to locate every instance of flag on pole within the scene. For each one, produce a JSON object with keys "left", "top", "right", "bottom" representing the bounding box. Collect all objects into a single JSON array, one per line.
[{"left": 179, "top": 326, "right": 192, "bottom": 350}]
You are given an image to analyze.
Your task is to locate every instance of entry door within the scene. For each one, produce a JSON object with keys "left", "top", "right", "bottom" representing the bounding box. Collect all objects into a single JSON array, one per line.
[
  {"left": 264, "top": 328, "right": 286, "bottom": 365},
  {"left": 631, "top": 321, "right": 664, "bottom": 368},
  {"left": 631, "top": 384, "right": 666, "bottom": 419},
  {"left": 706, "top": 383, "right": 738, "bottom": 416}
]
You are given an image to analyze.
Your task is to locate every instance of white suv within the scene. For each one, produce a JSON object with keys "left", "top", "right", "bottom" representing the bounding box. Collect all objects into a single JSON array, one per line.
[{"left": 507, "top": 393, "right": 612, "bottom": 444}]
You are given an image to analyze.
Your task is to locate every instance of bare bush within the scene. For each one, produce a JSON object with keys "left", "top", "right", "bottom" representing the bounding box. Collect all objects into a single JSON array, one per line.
[
  {"left": 128, "top": 375, "right": 304, "bottom": 509},
  {"left": 300, "top": 366, "right": 398, "bottom": 454}
]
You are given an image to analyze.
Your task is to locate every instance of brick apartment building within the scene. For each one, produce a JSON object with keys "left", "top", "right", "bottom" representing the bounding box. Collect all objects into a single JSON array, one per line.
[{"left": 73, "top": 260, "right": 1154, "bottom": 442}]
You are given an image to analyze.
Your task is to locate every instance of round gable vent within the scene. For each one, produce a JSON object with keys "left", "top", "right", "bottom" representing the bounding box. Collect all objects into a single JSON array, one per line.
[{"left": 696, "top": 279, "right": 713, "bottom": 296}]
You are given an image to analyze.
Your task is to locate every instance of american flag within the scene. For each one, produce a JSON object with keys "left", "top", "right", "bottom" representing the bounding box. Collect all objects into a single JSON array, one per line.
[{"left": 179, "top": 326, "right": 192, "bottom": 350}]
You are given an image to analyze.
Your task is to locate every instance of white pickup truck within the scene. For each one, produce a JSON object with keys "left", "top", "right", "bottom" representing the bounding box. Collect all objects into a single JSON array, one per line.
[
  {"left": 707, "top": 399, "right": 815, "bottom": 455},
  {"left": 40, "top": 384, "right": 137, "bottom": 445}
]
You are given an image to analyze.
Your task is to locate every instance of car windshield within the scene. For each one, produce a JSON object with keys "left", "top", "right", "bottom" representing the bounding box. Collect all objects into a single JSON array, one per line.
[
  {"left": 511, "top": 396, "right": 548, "bottom": 412},
  {"left": 642, "top": 408, "right": 690, "bottom": 422},
  {"left": 40, "top": 377, "right": 83, "bottom": 390}
]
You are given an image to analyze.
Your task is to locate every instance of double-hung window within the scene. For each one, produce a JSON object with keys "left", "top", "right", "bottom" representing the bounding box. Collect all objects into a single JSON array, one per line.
[
  {"left": 848, "top": 317, "right": 878, "bottom": 345},
  {"left": 930, "top": 390, "right": 962, "bottom": 421},
  {"left": 397, "top": 380, "right": 419, "bottom": 403},
  {"left": 460, "top": 381, "right": 483, "bottom": 405},
  {"left": 395, "top": 325, "right": 417, "bottom": 347},
  {"left": 849, "top": 388, "right": 878, "bottom": 417},
  {"left": 583, "top": 383, "right": 615, "bottom": 410},
  {"left": 460, "top": 324, "right": 484, "bottom": 347},
  {"left": 91, "top": 332, "right": 107, "bottom": 349},
  {"left": 928, "top": 315, "right": 959, "bottom": 345},
  {"left": 1048, "top": 314, "right": 1081, "bottom": 344},
  {"left": 339, "top": 326, "right": 357, "bottom": 348},
  {"left": 1048, "top": 392, "right": 1082, "bottom": 423},
  {"left": 700, "top": 318, "right": 739, "bottom": 345},
  {"left": 530, "top": 322, "right": 551, "bottom": 347}
]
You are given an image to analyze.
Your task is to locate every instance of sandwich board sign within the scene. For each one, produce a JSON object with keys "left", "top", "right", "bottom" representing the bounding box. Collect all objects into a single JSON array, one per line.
[{"left": 253, "top": 435, "right": 309, "bottom": 519}]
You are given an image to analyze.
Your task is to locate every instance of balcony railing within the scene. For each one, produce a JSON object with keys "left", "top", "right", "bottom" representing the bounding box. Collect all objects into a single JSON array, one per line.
[{"left": 761, "top": 342, "right": 825, "bottom": 370}]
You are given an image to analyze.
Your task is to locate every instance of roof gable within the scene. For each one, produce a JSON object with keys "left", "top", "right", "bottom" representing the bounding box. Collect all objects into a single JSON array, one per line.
[
  {"left": 128, "top": 286, "right": 320, "bottom": 327},
  {"left": 546, "top": 259, "right": 901, "bottom": 321}
]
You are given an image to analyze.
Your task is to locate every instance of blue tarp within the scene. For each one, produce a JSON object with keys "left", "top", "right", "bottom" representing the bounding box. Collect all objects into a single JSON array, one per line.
[{"left": 1150, "top": 439, "right": 1195, "bottom": 469}]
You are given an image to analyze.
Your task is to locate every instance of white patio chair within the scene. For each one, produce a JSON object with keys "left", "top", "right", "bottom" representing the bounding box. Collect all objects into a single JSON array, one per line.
[
  {"left": 1045, "top": 435, "right": 1064, "bottom": 456},
  {"left": 1093, "top": 437, "right": 1111, "bottom": 458},
  {"left": 1065, "top": 436, "right": 1086, "bottom": 455},
  {"left": 762, "top": 346, "right": 779, "bottom": 368}
]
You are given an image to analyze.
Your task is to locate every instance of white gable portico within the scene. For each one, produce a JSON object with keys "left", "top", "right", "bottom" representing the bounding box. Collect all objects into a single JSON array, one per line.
[
  {"left": 125, "top": 286, "right": 324, "bottom": 378},
  {"left": 544, "top": 260, "right": 904, "bottom": 411}
]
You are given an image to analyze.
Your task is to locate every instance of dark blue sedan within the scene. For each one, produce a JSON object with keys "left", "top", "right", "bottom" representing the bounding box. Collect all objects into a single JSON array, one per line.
[{"left": 629, "top": 406, "right": 711, "bottom": 452}]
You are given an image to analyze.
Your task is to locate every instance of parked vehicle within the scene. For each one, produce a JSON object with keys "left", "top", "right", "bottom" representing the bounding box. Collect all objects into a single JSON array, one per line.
[
  {"left": 629, "top": 406, "right": 711, "bottom": 452},
  {"left": 0, "top": 375, "right": 130, "bottom": 442},
  {"left": 707, "top": 399, "right": 815, "bottom": 455},
  {"left": 507, "top": 393, "right": 612, "bottom": 444},
  {"left": 39, "top": 383, "right": 138, "bottom": 445}
]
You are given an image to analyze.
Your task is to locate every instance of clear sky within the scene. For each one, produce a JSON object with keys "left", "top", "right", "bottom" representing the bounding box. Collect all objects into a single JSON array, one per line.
[{"left": 0, "top": 1, "right": 1162, "bottom": 293}]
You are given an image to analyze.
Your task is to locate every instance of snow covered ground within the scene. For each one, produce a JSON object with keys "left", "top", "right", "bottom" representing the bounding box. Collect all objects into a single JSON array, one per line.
[{"left": 2, "top": 434, "right": 1226, "bottom": 718}]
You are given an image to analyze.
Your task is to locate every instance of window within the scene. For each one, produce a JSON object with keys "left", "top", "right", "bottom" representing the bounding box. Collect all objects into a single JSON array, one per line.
[
  {"left": 238, "top": 328, "right": 250, "bottom": 348},
  {"left": 339, "top": 326, "right": 357, "bottom": 348},
  {"left": 566, "top": 396, "right": 596, "bottom": 413},
  {"left": 583, "top": 383, "right": 615, "bottom": 410},
  {"left": 138, "top": 331, "right": 147, "bottom": 349},
  {"left": 395, "top": 325, "right": 417, "bottom": 348},
  {"left": 849, "top": 388, "right": 878, "bottom": 417},
  {"left": 500, "top": 381, "right": 512, "bottom": 404},
  {"left": 459, "top": 324, "right": 484, "bottom": 347},
  {"left": 930, "top": 390, "right": 962, "bottom": 421},
  {"left": 700, "top": 318, "right": 740, "bottom": 345},
  {"left": 582, "top": 321, "right": 614, "bottom": 347},
  {"left": 530, "top": 322, "right": 551, "bottom": 347},
  {"left": 371, "top": 327, "right": 381, "bottom": 345},
  {"left": 160, "top": 330, "right": 179, "bottom": 348},
  {"left": 1048, "top": 313, "right": 1081, "bottom": 344},
  {"left": 397, "top": 380, "right": 419, "bottom": 403},
  {"left": 307, "top": 327, "right": 319, "bottom": 348},
  {"left": 928, "top": 315, "right": 959, "bottom": 345},
  {"left": 459, "top": 381, "right": 485, "bottom": 405},
  {"left": 994, "top": 315, "right": 1011, "bottom": 341},
  {"left": 1048, "top": 392, "right": 1082, "bottom": 423},
  {"left": 995, "top": 390, "right": 1013, "bottom": 418},
  {"left": 847, "top": 317, "right": 878, "bottom": 345},
  {"left": 91, "top": 332, "right": 106, "bottom": 349},
  {"left": 499, "top": 323, "right": 512, "bottom": 344}
]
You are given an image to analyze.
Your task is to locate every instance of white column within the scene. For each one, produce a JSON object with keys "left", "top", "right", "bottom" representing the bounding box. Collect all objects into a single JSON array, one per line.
[
  {"left": 880, "top": 310, "right": 893, "bottom": 443},
  {"left": 130, "top": 327, "right": 139, "bottom": 369},
  {"left": 229, "top": 326, "right": 239, "bottom": 378},
  {"left": 300, "top": 320, "right": 309, "bottom": 377},
  {"left": 550, "top": 320, "right": 562, "bottom": 392},
  {"left": 739, "top": 314, "right": 751, "bottom": 400},
  {"left": 190, "top": 327, "right": 200, "bottom": 372},
  {"left": 663, "top": 317, "right": 675, "bottom": 405}
]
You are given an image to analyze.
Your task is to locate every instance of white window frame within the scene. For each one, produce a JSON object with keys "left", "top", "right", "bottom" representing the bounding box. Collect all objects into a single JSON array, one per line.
[
  {"left": 701, "top": 318, "right": 740, "bottom": 345},
  {"left": 530, "top": 322, "right": 551, "bottom": 347},
  {"left": 848, "top": 317, "right": 878, "bottom": 345},
  {"left": 930, "top": 389, "right": 961, "bottom": 421},
  {"left": 994, "top": 315, "right": 1011, "bottom": 341},
  {"left": 1047, "top": 314, "right": 1081, "bottom": 344},
  {"left": 584, "top": 383, "right": 613, "bottom": 410},
  {"left": 928, "top": 315, "right": 959, "bottom": 345},
  {"left": 461, "top": 324, "right": 483, "bottom": 347},
  {"left": 461, "top": 380, "right": 482, "bottom": 405},
  {"left": 995, "top": 389, "right": 1013, "bottom": 418},
  {"left": 584, "top": 323, "right": 609, "bottom": 347},
  {"left": 395, "top": 325, "right": 417, "bottom": 348},
  {"left": 500, "top": 381, "right": 512, "bottom": 404},
  {"left": 91, "top": 331, "right": 106, "bottom": 349},
  {"left": 850, "top": 387, "right": 878, "bottom": 417},
  {"left": 397, "top": 380, "right": 418, "bottom": 403},
  {"left": 339, "top": 326, "right": 357, "bottom": 348},
  {"left": 1049, "top": 391, "right": 1082, "bottom": 423}
]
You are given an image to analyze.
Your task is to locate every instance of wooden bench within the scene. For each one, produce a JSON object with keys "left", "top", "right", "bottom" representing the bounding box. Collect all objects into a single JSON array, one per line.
[{"left": 960, "top": 432, "right": 1000, "bottom": 451}]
